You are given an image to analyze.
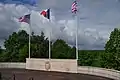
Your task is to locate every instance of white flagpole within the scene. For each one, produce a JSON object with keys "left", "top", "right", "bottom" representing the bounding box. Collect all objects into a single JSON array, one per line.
[
  {"left": 72, "top": 0, "right": 79, "bottom": 61},
  {"left": 74, "top": 0, "right": 79, "bottom": 73},
  {"left": 49, "top": 20, "right": 51, "bottom": 60},
  {"left": 48, "top": 8, "right": 51, "bottom": 71},
  {"left": 74, "top": 12, "right": 78, "bottom": 73},
  {"left": 48, "top": 22, "right": 51, "bottom": 71},
  {"left": 29, "top": 23, "right": 31, "bottom": 59},
  {"left": 75, "top": 14, "right": 78, "bottom": 61},
  {"left": 29, "top": 14, "right": 31, "bottom": 59}
]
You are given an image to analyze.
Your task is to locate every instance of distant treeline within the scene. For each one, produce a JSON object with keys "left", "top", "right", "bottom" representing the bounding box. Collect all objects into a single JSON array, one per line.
[{"left": 0, "top": 28, "right": 120, "bottom": 71}]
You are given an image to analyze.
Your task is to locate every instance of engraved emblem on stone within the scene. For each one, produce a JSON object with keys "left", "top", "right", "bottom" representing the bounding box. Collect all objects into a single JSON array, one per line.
[{"left": 45, "top": 61, "right": 50, "bottom": 71}]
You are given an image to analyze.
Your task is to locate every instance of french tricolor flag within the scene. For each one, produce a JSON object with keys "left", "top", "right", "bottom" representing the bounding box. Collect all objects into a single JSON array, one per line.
[{"left": 40, "top": 8, "right": 50, "bottom": 19}]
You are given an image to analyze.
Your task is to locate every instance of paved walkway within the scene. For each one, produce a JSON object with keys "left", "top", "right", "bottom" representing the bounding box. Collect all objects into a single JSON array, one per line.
[{"left": 0, "top": 68, "right": 114, "bottom": 80}]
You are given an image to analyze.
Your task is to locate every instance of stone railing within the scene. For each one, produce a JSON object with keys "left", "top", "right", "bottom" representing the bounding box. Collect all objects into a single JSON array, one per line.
[
  {"left": 0, "top": 62, "right": 26, "bottom": 69},
  {"left": 0, "top": 62, "right": 120, "bottom": 80},
  {"left": 78, "top": 66, "right": 120, "bottom": 80}
]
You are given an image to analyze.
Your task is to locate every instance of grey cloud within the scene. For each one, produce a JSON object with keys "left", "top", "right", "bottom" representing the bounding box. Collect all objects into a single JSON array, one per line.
[
  {"left": 0, "top": 3, "right": 30, "bottom": 47},
  {"left": 0, "top": 0, "right": 120, "bottom": 50}
]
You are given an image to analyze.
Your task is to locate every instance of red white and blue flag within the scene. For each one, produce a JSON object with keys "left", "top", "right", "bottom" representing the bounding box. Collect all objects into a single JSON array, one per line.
[
  {"left": 40, "top": 8, "right": 50, "bottom": 19},
  {"left": 71, "top": 1, "right": 77, "bottom": 14},
  {"left": 19, "top": 14, "right": 31, "bottom": 24}
]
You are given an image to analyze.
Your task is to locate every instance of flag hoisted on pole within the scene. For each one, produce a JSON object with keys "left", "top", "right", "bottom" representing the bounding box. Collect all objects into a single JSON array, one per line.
[
  {"left": 40, "top": 8, "right": 51, "bottom": 60},
  {"left": 19, "top": 14, "right": 31, "bottom": 59},
  {"left": 71, "top": 0, "right": 77, "bottom": 14},
  {"left": 71, "top": 0, "right": 78, "bottom": 61}
]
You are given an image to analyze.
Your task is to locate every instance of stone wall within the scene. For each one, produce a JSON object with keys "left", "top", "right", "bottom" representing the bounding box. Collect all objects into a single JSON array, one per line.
[
  {"left": 26, "top": 58, "right": 77, "bottom": 73},
  {"left": 78, "top": 66, "right": 120, "bottom": 80},
  {"left": 0, "top": 61, "right": 120, "bottom": 80},
  {"left": 0, "top": 62, "right": 26, "bottom": 68}
]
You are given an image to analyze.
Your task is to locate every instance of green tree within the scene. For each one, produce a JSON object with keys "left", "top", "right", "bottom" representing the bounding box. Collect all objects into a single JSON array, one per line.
[
  {"left": 71, "top": 46, "right": 76, "bottom": 59},
  {"left": 4, "top": 30, "right": 29, "bottom": 62},
  {"left": 78, "top": 50, "right": 104, "bottom": 67},
  {"left": 78, "top": 50, "right": 95, "bottom": 66},
  {"left": 3, "top": 30, "right": 49, "bottom": 62},
  {"left": 31, "top": 31, "right": 49, "bottom": 58},
  {"left": 19, "top": 44, "right": 28, "bottom": 62},
  {"left": 0, "top": 46, "right": 1, "bottom": 53},
  {"left": 104, "top": 28, "right": 120, "bottom": 70},
  {"left": 51, "top": 39, "right": 75, "bottom": 59}
]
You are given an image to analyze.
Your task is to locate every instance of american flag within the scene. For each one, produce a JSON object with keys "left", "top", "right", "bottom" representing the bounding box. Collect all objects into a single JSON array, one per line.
[
  {"left": 71, "top": 0, "right": 77, "bottom": 13},
  {"left": 19, "top": 14, "right": 30, "bottom": 24}
]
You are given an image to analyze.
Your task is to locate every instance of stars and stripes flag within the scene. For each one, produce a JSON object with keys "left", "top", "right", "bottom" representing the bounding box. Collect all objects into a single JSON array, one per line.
[
  {"left": 71, "top": 0, "right": 78, "bottom": 14},
  {"left": 19, "top": 14, "right": 31, "bottom": 24}
]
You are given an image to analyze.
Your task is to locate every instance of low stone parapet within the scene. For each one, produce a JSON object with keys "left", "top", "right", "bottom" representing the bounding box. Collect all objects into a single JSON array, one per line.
[
  {"left": 78, "top": 66, "right": 120, "bottom": 80},
  {"left": 0, "top": 62, "right": 26, "bottom": 68},
  {"left": 26, "top": 58, "right": 77, "bottom": 73}
]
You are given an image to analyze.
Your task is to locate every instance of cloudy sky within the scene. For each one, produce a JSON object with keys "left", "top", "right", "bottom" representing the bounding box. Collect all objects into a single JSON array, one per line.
[{"left": 0, "top": 0, "right": 120, "bottom": 50}]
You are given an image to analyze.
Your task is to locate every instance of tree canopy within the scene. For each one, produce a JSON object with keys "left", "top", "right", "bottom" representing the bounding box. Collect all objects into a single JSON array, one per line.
[
  {"left": 0, "top": 30, "right": 76, "bottom": 62},
  {"left": 104, "top": 28, "right": 120, "bottom": 70},
  {"left": 51, "top": 39, "right": 75, "bottom": 59},
  {"left": 0, "top": 28, "right": 120, "bottom": 71},
  {"left": 0, "top": 46, "right": 1, "bottom": 53}
]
